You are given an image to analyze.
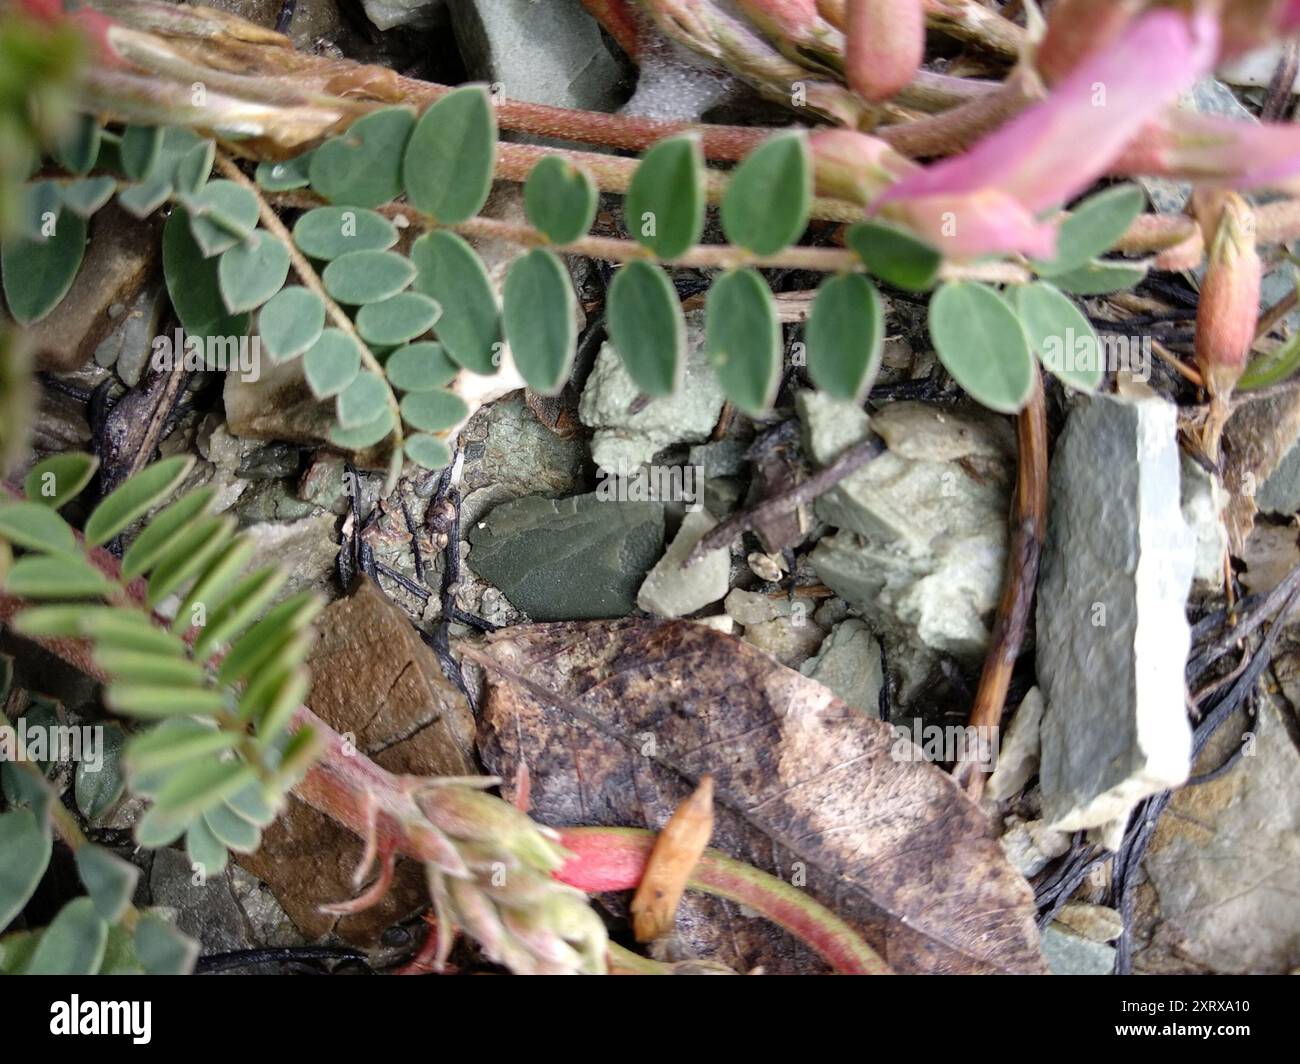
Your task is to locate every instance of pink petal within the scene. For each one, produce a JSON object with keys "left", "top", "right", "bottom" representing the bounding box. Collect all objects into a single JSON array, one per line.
[
  {"left": 883, "top": 9, "right": 1217, "bottom": 212},
  {"left": 877, "top": 190, "right": 1059, "bottom": 260}
]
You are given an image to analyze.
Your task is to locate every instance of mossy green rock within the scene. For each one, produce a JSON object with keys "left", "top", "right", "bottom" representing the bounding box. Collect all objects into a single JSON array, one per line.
[{"left": 467, "top": 493, "right": 664, "bottom": 620}]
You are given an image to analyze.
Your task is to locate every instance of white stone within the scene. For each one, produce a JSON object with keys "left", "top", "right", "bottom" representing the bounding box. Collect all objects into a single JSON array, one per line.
[
  {"left": 986, "top": 687, "right": 1044, "bottom": 802},
  {"left": 637, "top": 510, "right": 730, "bottom": 619}
]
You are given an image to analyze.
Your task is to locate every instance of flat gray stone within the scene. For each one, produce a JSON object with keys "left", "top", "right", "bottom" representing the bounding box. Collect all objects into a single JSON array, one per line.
[
  {"left": 1041, "top": 926, "right": 1115, "bottom": 976},
  {"left": 467, "top": 492, "right": 663, "bottom": 620},
  {"left": 1143, "top": 698, "right": 1300, "bottom": 973},
  {"left": 361, "top": 0, "right": 442, "bottom": 31},
  {"left": 449, "top": 0, "right": 626, "bottom": 112},
  {"left": 1036, "top": 395, "right": 1194, "bottom": 832},
  {"left": 579, "top": 315, "right": 726, "bottom": 474},
  {"left": 637, "top": 510, "right": 729, "bottom": 619},
  {"left": 799, "top": 619, "right": 882, "bottom": 717},
  {"left": 986, "top": 687, "right": 1044, "bottom": 802}
]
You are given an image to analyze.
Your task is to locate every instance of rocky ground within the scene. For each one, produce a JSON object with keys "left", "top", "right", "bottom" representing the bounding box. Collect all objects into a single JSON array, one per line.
[{"left": 4, "top": 0, "right": 1300, "bottom": 976}]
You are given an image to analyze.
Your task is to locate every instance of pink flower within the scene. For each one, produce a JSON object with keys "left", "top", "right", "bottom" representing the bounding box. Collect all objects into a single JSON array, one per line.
[
  {"left": 876, "top": 9, "right": 1218, "bottom": 258},
  {"left": 1115, "top": 111, "right": 1300, "bottom": 194}
]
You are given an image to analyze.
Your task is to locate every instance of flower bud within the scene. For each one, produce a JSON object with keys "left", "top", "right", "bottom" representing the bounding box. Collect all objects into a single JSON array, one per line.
[
  {"left": 845, "top": 0, "right": 925, "bottom": 102},
  {"left": 1194, "top": 191, "right": 1261, "bottom": 397},
  {"left": 810, "top": 129, "right": 919, "bottom": 205}
]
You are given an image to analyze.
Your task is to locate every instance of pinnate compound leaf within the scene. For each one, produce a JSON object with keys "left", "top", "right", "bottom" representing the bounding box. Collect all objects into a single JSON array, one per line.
[
  {"left": 845, "top": 219, "right": 941, "bottom": 291},
  {"left": 502, "top": 248, "right": 576, "bottom": 394},
  {"left": 1, "top": 208, "right": 87, "bottom": 324},
  {"left": 162, "top": 209, "right": 250, "bottom": 342},
  {"left": 705, "top": 268, "right": 780, "bottom": 415},
  {"left": 75, "top": 844, "right": 139, "bottom": 923},
  {"left": 720, "top": 131, "right": 811, "bottom": 256},
  {"left": 3, "top": 556, "right": 115, "bottom": 599},
  {"left": 0, "top": 809, "right": 51, "bottom": 929},
  {"left": 410, "top": 230, "right": 500, "bottom": 374},
  {"left": 309, "top": 106, "right": 415, "bottom": 208},
  {"left": 385, "top": 342, "right": 458, "bottom": 392},
  {"left": 400, "top": 389, "right": 469, "bottom": 433},
  {"left": 293, "top": 206, "right": 397, "bottom": 260},
  {"left": 405, "top": 433, "right": 452, "bottom": 470},
  {"left": 119, "top": 125, "right": 164, "bottom": 181},
  {"left": 403, "top": 86, "right": 496, "bottom": 224},
  {"left": 524, "top": 155, "right": 597, "bottom": 244},
  {"left": 929, "top": 281, "right": 1035, "bottom": 413},
  {"left": 477, "top": 619, "right": 1047, "bottom": 975},
  {"left": 806, "top": 272, "right": 884, "bottom": 401},
  {"left": 1043, "top": 259, "right": 1147, "bottom": 295},
  {"left": 85, "top": 455, "right": 193, "bottom": 546},
  {"left": 322, "top": 249, "right": 414, "bottom": 305},
  {"left": 120, "top": 486, "right": 217, "bottom": 581},
  {"left": 624, "top": 134, "right": 704, "bottom": 259},
  {"left": 356, "top": 291, "right": 441, "bottom": 346},
  {"left": 59, "top": 176, "right": 116, "bottom": 218},
  {"left": 185, "top": 816, "right": 229, "bottom": 876},
  {"left": 607, "top": 260, "right": 684, "bottom": 397},
  {"left": 258, "top": 286, "right": 325, "bottom": 364},
  {"left": 183, "top": 180, "right": 260, "bottom": 257},
  {"left": 23, "top": 453, "right": 97, "bottom": 509},
  {"left": 218, "top": 230, "right": 291, "bottom": 314},
  {"left": 0, "top": 501, "right": 77, "bottom": 555},
  {"left": 25, "top": 898, "right": 107, "bottom": 975},
  {"left": 1034, "top": 183, "right": 1146, "bottom": 277},
  {"left": 328, "top": 409, "right": 396, "bottom": 451},
  {"left": 303, "top": 328, "right": 362, "bottom": 399},
  {"left": 134, "top": 913, "right": 198, "bottom": 975},
  {"left": 256, "top": 151, "right": 315, "bottom": 192},
  {"left": 1014, "top": 282, "right": 1103, "bottom": 393},
  {"left": 336, "top": 371, "right": 391, "bottom": 429}
]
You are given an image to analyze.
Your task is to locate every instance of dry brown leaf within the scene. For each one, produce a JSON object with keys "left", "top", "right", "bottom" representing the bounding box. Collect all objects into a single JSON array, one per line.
[
  {"left": 631, "top": 775, "right": 715, "bottom": 943},
  {"left": 473, "top": 618, "right": 1047, "bottom": 975}
]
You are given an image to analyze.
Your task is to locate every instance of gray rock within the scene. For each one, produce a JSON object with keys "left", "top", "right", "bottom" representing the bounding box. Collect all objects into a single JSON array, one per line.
[
  {"left": 801, "top": 394, "right": 1014, "bottom": 674},
  {"left": 449, "top": 0, "right": 625, "bottom": 113},
  {"left": 461, "top": 393, "right": 585, "bottom": 499},
  {"left": 1040, "top": 926, "right": 1116, "bottom": 976},
  {"left": 1253, "top": 436, "right": 1300, "bottom": 515},
  {"left": 723, "top": 587, "right": 785, "bottom": 626},
  {"left": 361, "top": 0, "right": 443, "bottom": 31},
  {"left": 1036, "top": 395, "right": 1194, "bottom": 832},
  {"left": 689, "top": 439, "right": 748, "bottom": 478},
  {"left": 637, "top": 510, "right": 730, "bottom": 618},
  {"left": 579, "top": 317, "right": 726, "bottom": 474},
  {"left": 799, "top": 618, "right": 882, "bottom": 717},
  {"left": 467, "top": 492, "right": 664, "bottom": 620},
  {"left": 1143, "top": 698, "right": 1300, "bottom": 973},
  {"left": 986, "top": 687, "right": 1044, "bottom": 803},
  {"left": 740, "top": 615, "right": 826, "bottom": 668},
  {"left": 150, "top": 850, "right": 300, "bottom": 956}
]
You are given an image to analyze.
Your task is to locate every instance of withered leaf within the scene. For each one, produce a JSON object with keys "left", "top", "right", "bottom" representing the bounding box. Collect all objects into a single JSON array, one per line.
[
  {"left": 238, "top": 577, "right": 478, "bottom": 945},
  {"left": 475, "top": 619, "right": 1046, "bottom": 974}
]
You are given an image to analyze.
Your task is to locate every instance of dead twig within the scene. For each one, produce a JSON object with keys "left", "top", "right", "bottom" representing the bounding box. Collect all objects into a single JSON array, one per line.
[
  {"left": 955, "top": 368, "right": 1048, "bottom": 799},
  {"left": 685, "top": 433, "right": 887, "bottom": 566}
]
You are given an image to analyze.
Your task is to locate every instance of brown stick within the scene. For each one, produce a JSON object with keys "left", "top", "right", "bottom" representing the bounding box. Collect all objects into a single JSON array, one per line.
[
  {"left": 685, "top": 433, "right": 887, "bottom": 566},
  {"left": 956, "top": 369, "right": 1048, "bottom": 799}
]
